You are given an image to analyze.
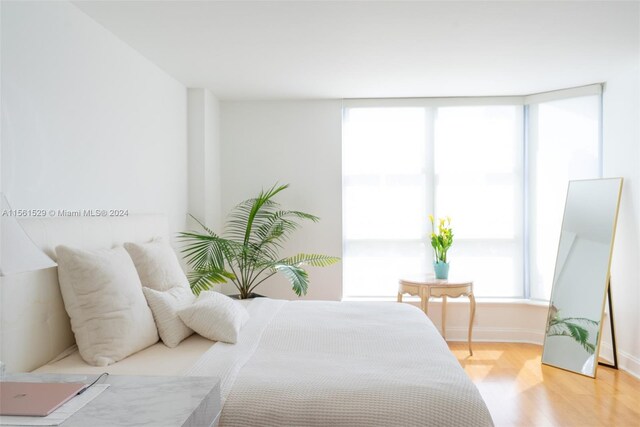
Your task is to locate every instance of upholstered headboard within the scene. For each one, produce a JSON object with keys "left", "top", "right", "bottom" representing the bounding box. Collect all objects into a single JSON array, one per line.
[{"left": 0, "top": 215, "right": 170, "bottom": 373}]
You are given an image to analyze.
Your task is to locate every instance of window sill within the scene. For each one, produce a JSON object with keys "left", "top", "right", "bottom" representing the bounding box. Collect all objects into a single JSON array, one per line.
[{"left": 341, "top": 295, "right": 550, "bottom": 307}]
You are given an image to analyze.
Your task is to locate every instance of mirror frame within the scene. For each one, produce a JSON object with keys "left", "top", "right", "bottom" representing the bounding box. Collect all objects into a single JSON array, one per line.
[{"left": 541, "top": 177, "right": 623, "bottom": 378}]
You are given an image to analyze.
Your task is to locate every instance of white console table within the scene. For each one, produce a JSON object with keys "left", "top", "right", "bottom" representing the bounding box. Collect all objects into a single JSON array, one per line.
[{"left": 4, "top": 373, "right": 221, "bottom": 427}]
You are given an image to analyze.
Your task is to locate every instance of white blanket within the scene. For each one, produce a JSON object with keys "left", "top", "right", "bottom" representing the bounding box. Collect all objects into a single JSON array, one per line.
[{"left": 188, "top": 299, "right": 494, "bottom": 427}]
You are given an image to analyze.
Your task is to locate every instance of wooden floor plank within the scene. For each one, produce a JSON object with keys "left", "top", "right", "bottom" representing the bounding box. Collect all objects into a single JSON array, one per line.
[{"left": 448, "top": 342, "right": 640, "bottom": 427}]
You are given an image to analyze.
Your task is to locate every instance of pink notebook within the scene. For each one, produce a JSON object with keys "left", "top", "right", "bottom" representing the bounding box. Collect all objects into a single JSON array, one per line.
[{"left": 0, "top": 382, "right": 86, "bottom": 417}]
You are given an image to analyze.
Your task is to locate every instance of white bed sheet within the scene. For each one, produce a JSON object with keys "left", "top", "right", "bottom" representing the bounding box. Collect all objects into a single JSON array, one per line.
[
  {"left": 33, "top": 298, "right": 493, "bottom": 426},
  {"left": 188, "top": 298, "right": 494, "bottom": 427},
  {"left": 32, "top": 334, "right": 214, "bottom": 376}
]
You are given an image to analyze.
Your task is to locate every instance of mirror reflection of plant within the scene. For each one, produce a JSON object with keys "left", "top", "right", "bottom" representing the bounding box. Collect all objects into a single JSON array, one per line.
[
  {"left": 429, "top": 215, "right": 453, "bottom": 263},
  {"left": 179, "top": 183, "right": 340, "bottom": 299},
  {"left": 546, "top": 304, "right": 598, "bottom": 354}
]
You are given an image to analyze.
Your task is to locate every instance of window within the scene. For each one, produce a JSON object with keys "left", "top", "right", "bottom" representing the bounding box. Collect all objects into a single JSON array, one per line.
[
  {"left": 342, "top": 85, "right": 602, "bottom": 300},
  {"left": 527, "top": 93, "right": 602, "bottom": 300},
  {"left": 434, "top": 106, "right": 523, "bottom": 297},
  {"left": 342, "top": 107, "right": 429, "bottom": 297}
]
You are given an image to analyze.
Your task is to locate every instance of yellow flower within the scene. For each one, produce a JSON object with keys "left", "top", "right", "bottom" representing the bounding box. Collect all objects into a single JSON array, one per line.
[{"left": 429, "top": 214, "right": 454, "bottom": 262}]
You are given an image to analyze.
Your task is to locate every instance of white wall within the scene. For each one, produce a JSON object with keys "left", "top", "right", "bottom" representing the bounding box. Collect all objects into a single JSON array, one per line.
[
  {"left": 188, "top": 88, "right": 222, "bottom": 231},
  {"left": 602, "top": 62, "right": 640, "bottom": 377},
  {"left": 220, "top": 101, "right": 343, "bottom": 300},
  {"left": 1, "top": 1, "right": 187, "bottom": 233}
]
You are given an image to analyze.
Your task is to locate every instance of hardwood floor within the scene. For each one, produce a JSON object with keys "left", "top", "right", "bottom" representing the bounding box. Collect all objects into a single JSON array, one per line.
[{"left": 448, "top": 342, "right": 640, "bottom": 427}]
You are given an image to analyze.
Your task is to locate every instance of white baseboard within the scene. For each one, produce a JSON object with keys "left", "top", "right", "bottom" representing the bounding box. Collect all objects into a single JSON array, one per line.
[
  {"left": 600, "top": 342, "right": 640, "bottom": 380},
  {"left": 445, "top": 327, "right": 640, "bottom": 380},
  {"left": 443, "top": 326, "right": 544, "bottom": 345}
]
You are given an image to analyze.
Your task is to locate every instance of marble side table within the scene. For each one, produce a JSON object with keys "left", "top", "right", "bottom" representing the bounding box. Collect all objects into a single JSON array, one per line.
[{"left": 5, "top": 373, "right": 221, "bottom": 427}]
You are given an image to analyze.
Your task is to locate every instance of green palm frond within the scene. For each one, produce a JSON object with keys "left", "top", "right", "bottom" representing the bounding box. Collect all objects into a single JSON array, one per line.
[
  {"left": 279, "top": 253, "right": 341, "bottom": 267},
  {"left": 178, "top": 232, "right": 228, "bottom": 271},
  {"left": 226, "top": 184, "right": 288, "bottom": 245},
  {"left": 187, "top": 268, "right": 236, "bottom": 295},
  {"left": 272, "top": 263, "right": 309, "bottom": 297},
  {"left": 548, "top": 317, "right": 598, "bottom": 354},
  {"left": 581, "top": 340, "right": 596, "bottom": 354},
  {"left": 179, "top": 183, "right": 340, "bottom": 298},
  {"left": 559, "top": 317, "right": 599, "bottom": 327},
  {"left": 252, "top": 212, "right": 321, "bottom": 262},
  {"left": 187, "top": 214, "right": 217, "bottom": 237},
  {"left": 255, "top": 211, "right": 317, "bottom": 242},
  {"left": 565, "top": 322, "right": 589, "bottom": 346}
]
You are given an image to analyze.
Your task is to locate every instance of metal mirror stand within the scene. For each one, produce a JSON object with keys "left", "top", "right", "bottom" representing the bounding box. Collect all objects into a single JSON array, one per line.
[{"left": 598, "top": 282, "right": 618, "bottom": 370}]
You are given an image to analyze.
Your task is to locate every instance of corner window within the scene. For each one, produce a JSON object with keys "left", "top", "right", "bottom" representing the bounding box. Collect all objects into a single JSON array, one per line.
[{"left": 342, "top": 85, "right": 602, "bottom": 299}]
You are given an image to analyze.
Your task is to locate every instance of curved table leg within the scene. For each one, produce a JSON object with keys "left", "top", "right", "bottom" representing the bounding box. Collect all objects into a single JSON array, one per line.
[
  {"left": 397, "top": 292, "right": 403, "bottom": 303},
  {"left": 468, "top": 292, "right": 476, "bottom": 356}
]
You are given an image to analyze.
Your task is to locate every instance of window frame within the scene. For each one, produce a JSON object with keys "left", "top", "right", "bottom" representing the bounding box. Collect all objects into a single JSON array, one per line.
[
  {"left": 341, "top": 84, "right": 603, "bottom": 301},
  {"left": 524, "top": 86, "right": 604, "bottom": 301}
]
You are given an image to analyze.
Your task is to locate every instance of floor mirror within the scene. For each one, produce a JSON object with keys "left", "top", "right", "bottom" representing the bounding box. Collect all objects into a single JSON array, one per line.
[{"left": 541, "top": 178, "right": 623, "bottom": 378}]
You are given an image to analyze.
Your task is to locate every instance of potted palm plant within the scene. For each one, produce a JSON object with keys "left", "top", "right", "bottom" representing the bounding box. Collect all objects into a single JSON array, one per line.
[{"left": 179, "top": 184, "right": 340, "bottom": 299}]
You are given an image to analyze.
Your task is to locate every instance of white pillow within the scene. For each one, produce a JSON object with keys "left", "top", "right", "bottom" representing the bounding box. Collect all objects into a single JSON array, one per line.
[
  {"left": 142, "top": 286, "right": 195, "bottom": 348},
  {"left": 177, "top": 291, "right": 249, "bottom": 344},
  {"left": 124, "top": 239, "right": 189, "bottom": 292},
  {"left": 55, "top": 245, "right": 159, "bottom": 366}
]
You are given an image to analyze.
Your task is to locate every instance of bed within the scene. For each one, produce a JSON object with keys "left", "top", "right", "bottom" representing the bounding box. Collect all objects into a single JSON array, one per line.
[{"left": 3, "top": 216, "right": 493, "bottom": 426}]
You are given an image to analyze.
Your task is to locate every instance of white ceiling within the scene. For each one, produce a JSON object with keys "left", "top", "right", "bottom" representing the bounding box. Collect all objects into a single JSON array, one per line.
[{"left": 73, "top": 1, "right": 639, "bottom": 100}]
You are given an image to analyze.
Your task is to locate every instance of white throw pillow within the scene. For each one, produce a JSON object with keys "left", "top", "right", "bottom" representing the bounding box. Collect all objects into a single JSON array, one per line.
[
  {"left": 55, "top": 245, "right": 159, "bottom": 366},
  {"left": 177, "top": 291, "right": 249, "bottom": 344},
  {"left": 142, "top": 286, "right": 195, "bottom": 348},
  {"left": 124, "top": 239, "right": 189, "bottom": 292}
]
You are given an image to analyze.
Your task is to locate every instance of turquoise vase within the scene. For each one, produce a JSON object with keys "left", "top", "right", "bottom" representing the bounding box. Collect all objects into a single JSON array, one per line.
[{"left": 434, "top": 261, "right": 450, "bottom": 280}]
